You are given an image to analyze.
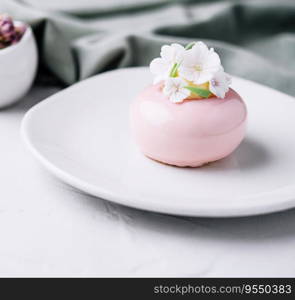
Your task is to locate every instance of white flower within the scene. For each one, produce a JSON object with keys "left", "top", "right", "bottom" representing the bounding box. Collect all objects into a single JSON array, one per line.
[
  {"left": 179, "top": 41, "right": 221, "bottom": 84},
  {"left": 163, "top": 77, "right": 190, "bottom": 103},
  {"left": 209, "top": 69, "right": 231, "bottom": 98},
  {"left": 150, "top": 43, "right": 185, "bottom": 84}
]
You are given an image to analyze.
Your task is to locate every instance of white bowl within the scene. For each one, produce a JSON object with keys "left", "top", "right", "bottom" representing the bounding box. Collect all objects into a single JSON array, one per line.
[{"left": 0, "top": 22, "right": 38, "bottom": 108}]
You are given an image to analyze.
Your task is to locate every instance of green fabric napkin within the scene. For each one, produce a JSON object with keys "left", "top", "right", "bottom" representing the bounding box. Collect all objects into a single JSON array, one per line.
[{"left": 2, "top": 0, "right": 295, "bottom": 97}]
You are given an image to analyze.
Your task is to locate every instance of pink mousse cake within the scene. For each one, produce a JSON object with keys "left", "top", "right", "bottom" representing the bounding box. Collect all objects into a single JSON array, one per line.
[{"left": 130, "top": 41, "right": 247, "bottom": 167}]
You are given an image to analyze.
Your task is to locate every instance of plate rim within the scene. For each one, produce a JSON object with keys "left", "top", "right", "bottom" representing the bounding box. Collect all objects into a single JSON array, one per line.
[{"left": 21, "top": 67, "right": 295, "bottom": 218}]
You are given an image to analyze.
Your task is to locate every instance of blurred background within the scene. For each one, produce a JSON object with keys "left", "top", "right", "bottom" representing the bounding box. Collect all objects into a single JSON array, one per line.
[{"left": 2, "top": 0, "right": 295, "bottom": 96}]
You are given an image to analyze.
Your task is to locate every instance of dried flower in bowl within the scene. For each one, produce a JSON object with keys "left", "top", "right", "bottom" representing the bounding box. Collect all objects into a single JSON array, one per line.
[
  {"left": 0, "top": 15, "right": 37, "bottom": 108},
  {"left": 0, "top": 14, "right": 27, "bottom": 49}
]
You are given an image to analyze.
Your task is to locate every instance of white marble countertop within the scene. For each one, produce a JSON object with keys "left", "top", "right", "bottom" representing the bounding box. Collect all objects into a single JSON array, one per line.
[{"left": 1, "top": 82, "right": 295, "bottom": 277}]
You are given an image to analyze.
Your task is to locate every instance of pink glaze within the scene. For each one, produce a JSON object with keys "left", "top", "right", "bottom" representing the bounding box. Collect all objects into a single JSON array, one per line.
[{"left": 130, "top": 83, "right": 247, "bottom": 167}]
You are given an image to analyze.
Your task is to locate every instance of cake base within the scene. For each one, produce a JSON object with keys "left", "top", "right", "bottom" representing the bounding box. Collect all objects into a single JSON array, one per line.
[{"left": 144, "top": 153, "right": 228, "bottom": 168}]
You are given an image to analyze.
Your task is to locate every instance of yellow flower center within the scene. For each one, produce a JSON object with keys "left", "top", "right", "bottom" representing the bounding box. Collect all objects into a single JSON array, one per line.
[
  {"left": 195, "top": 64, "right": 202, "bottom": 71},
  {"left": 185, "top": 80, "right": 214, "bottom": 100}
]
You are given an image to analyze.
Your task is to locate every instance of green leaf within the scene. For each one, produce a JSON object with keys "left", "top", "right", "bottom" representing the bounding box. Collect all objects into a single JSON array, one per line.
[
  {"left": 185, "top": 86, "right": 211, "bottom": 98},
  {"left": 185, "top": 42, "right": 195, "bottom": 50},
  {"left": 169, "top": 63, "right": 179, "bottom": 77}
]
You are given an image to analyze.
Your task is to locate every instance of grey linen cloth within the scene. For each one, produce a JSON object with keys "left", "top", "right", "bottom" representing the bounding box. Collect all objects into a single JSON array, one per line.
[{"left": 1, "top": 0, "right": 295, "bottom": 97}]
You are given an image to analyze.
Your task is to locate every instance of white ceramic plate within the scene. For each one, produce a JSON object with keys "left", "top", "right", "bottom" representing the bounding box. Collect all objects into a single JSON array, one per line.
[{"left": 21, "top": 67, "right": 295, "bottom": 217}]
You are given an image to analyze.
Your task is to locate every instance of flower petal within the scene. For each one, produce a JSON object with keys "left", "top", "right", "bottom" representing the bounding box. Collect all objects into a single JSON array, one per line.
[
  {"left": 163, "top": 77, "right": 190, "bottom": 103},
  {"left": 178, "top": 66, "right": 195, "bottom": 81},
  {"left": 209, "top": 70, "right": 230, "bottom": 98},
  {"left": 161, "top": 43, "right": 185, "bottom": 64},
  {"left": 150, "top": 57, "right": 168, "bottom": 75},
  {"left": 203, "top": 50, "right": 221, "bottom": 72},
  {"left": 193, "top": 70, "right": 214, "bottom": 84},
  {"left": 170, "top": 91, "right": 188, "bottom": 103}
]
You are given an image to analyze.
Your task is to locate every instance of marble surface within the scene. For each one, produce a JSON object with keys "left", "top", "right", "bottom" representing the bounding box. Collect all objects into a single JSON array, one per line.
[{"left": 1, "top": 81, "right": 295, "bottom": 277}]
